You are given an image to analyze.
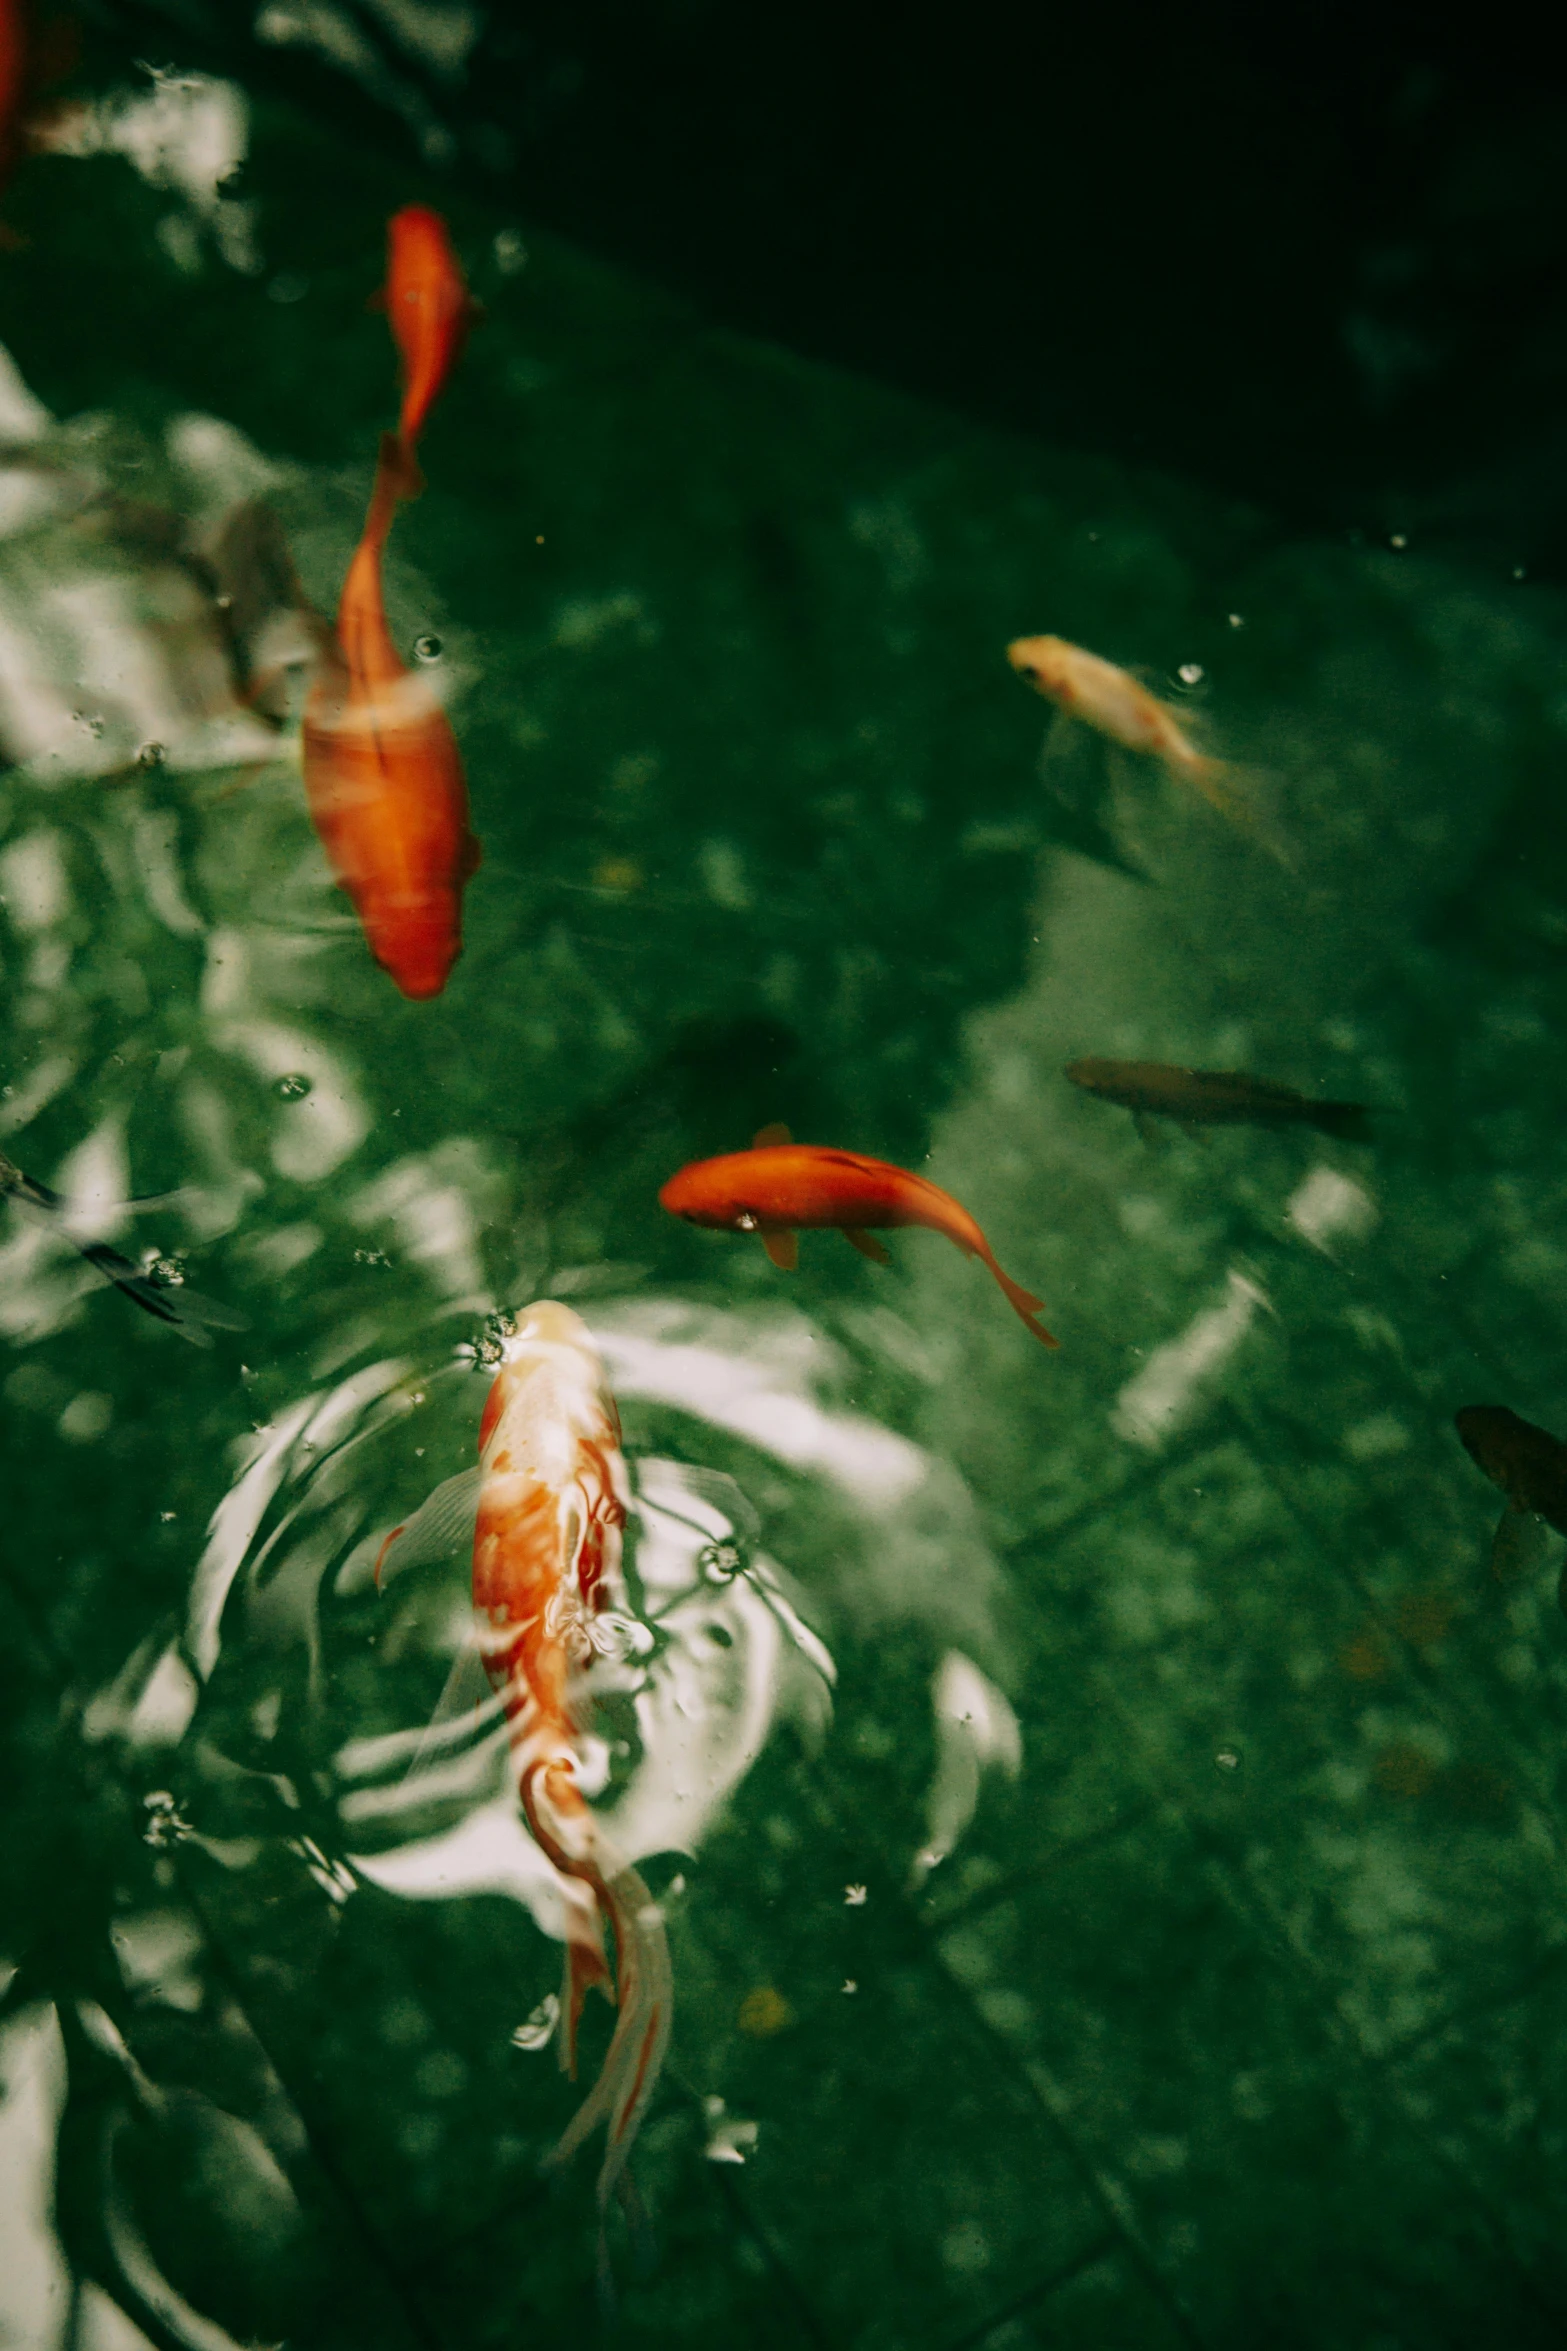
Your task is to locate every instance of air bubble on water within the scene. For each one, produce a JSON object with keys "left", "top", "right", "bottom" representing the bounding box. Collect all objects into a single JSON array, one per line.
[
  {"left": 1513, "top": 564, "right": 1527, "bottom": 581},
  {"left": 1215, "top": 1748, "right": 1241, "bottom": 1772},
  {"left": 466, "top": 1309, "right": 517, "bottom": 1368},
  {"left": 699, "top": 1540, "right": 744, "bottom": 1583},
  {"left": 276, "top": 1072, "right": 312, "bottom": 1100},
  {"left": 1389, "top": 533, "right": 1407, "bottom": 550},
  {"left": 1226, "top": 613, "right": 1244, "bottom": 629},
  {"left": 144, "top": 1254, "right": 185, "bottom": 1288},
  {"left": 494, "top": 228, "right": 528, "bottom": 275},
  {"left": 142, "top": 1790, "right": 191, "bottom": 1849},
  {"left": 512, "top": 1993, "right": 559, "bottom": 2052},
  {"left": 354, "top": 1247, "right": 391, "bottom": 1267},
  {"left": 412, "top": 633, "right": 443, "bottom": 664},
  {"left": 735, "top": 1212, "right": 759, "bottom": 1231},
  {"left": 136, "top": 741, "right": 165, "bottom": 769},
  {"left": 1177, "top": 662, "right": 1204, "bottom": 685}
]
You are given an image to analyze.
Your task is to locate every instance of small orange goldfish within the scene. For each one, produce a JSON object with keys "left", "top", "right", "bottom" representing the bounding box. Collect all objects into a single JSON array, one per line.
[
  {"left": 379, "top": 205, "right": 478, "bottom": 467},
  {"left": 660, "top": 1124, "right": 1057, "bottom": 1345},
  {"left": 301, "top": 433, "right": 481, "bottom": 998},
  {"left": 1008, "top": 633, "right": 1257, "bottom": 836}
]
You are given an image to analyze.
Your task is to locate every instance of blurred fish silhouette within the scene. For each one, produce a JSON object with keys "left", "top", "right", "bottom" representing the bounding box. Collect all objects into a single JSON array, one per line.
[
  {"left": 1007, "top": 633, "right": 1292, "bottom": 863},
  {"left": 0, "top": 1147, "right": 244, "bottom": 1343},
  {"left": 375, "top": 205, "right": 481, "bottom": 474},
  {"left": 1455, "top": 1405, "right": 1567, "bottom": 1603},
  {"left": 301, "top": 431, "right": 479, "bottom": 996},
  {"left": 300, "top": 206, "right": 481, "bottom": 998},
  {"left": 1067, "top": 1058, "right": 1371, "bottom": 1143},
  {"left": 660, "top": 1123, "right": 1057, "bottom": 1345},
  {"left": 376, "top": 1303, "right": 670, "bottom": 2301}
]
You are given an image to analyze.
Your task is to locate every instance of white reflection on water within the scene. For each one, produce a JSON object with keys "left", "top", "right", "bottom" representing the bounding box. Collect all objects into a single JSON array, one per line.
[{"left": 1112, "top": 1266, "right": 1272, "bottom": 1451}]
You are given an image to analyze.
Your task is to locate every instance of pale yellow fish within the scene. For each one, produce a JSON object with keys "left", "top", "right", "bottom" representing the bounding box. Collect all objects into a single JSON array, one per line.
[{"left": 1007, "top": 633, "right": 1269, "bottom": 845}]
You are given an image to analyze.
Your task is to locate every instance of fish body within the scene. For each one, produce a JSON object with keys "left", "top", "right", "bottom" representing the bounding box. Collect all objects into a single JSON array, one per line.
[
  {"left": 659, "top": 1131, "right": 1057, "bottom": 1345},
  {"left": 1067, "top": 1058, "right": 1370, "bottom": 1142},
  {"left": 379, "top": 206, "right": 477, "bottom": 463},
  {"left": 472, "top": 1303, "right": 671, "bottom": 2280},
  {"left": 1007, "top": 631, "right": 1281, "bottom": 850},
  {"left": 1456, "top": 1407, "right": 1567, "bottom": 1536},
  {"left": 1008, "top": 635, "right": 1207, "bottom": 772},
  {"left": 301, "top": 434, "right": 480, "bottom": 999}
]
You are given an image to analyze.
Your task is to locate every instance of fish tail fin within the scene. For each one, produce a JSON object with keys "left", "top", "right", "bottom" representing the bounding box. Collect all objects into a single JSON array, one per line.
[
  {"left": 545, "top": 1866, "right": 672, "bottom": 2247},
  {"left": 377, "top": 428, "right": 425, "bottom": 503},
  {"left": 557, "top": 1914, "right": 616, "bottom": 2082},
  {"left": 1311, "top": 1100, "right": 1374, "bottom": 1145},
  {"left": 1179, "top": 756, "right": 1300, "bottom": 871},
  {"left": 981, "top": 1252, "right": 1060, "bottom": 1348}
]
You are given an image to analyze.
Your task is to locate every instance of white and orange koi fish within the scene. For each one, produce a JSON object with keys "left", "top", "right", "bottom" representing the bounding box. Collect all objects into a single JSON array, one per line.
[{"left": 378, "top": 1303, "right": 670, "bottom": 2294}]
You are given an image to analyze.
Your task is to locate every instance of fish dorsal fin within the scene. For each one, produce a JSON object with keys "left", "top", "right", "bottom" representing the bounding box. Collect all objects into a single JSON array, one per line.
[
  {"left": 753, "top": 1123, "right": 792, "bottom": 1149},
  {"left": 843, "top": 1227, "right": 892, "bottom": 1264},
  {"left": 762, "top": 1229, "right": 798, "bottom": 1271}
]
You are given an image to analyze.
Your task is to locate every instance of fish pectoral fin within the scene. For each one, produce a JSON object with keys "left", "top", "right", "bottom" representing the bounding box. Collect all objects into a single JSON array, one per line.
[
  {"left": 843, "top": 1227, "right": 892, "bottom": 1264},
  {"left": 753, "top": 1122, "right": 793, "bottom": 1148},
  {"left": 762, "top": 1228, "right": 798, "bottom": 1271},
  {"left": 1491, "top": 1503, "right": 1555, "bottom": 1589}
]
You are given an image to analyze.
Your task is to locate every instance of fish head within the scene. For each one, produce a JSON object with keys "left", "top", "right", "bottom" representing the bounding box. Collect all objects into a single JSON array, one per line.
[
  {"left": 1455, "top": 1405, "right": 1520, "bottom": 1492},
  {"left": 1005, "top": 635, "right": 1070, "bottom": 696},
  {"left": 368, "top": 908, "right": 461, "bottom": 1001},
  {"left": 1064, "top": 1057, "right": 1115, "bottom": 1098},
  {"left": 658, "top": 1156, "right": 745, "bottom": 1230}
]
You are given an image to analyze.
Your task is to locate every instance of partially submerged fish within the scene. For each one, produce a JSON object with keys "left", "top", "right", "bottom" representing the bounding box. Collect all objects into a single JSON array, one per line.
[
  {"left": 301, "top": 432, "right": 480, "bottom": 998},
  {"left": 0, "top": 1150, "right": 244, "bottom": 1345},
  {"left": 1456, "top": 1405, "right": 1567, "bottom": 1600},
  {"left": 1007, "top": 633, "right": 1274, "bottom": 847},
  {"left": 377, "top": 205, "right": 479, "bottom": 468},
  {"left": 1067, "top": 1058, "right": 1371, "bottom": 1143},
  {"left": 659, "top": 1124, "right": 1057, "bottom": 1346},
  {"left": 377, "top": 1303, "right": 671, "bottom": 2297}
]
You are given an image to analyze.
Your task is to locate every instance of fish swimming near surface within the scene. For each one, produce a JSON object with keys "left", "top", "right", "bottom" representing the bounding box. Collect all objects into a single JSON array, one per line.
[
  {"left": 0, "top": 1149, "right": 244, "bottom": 1344},
  {"left": 301, "top": 431, "right": 481, "bottom": 998},
  {"left": 1007, "top": 633, "right": 1283, "bottom": 854},
  {"left": 1067, "top": 1058, "right": 1371, "bottom": 1143},
  {"left": 376, "top": 205, "right": 479, "bottom": 473},
  {"left": 377, "top": 1303, "right": 671, "bottom": 2298},
  {"left": 659, "top": 1125, "right": 1058, "bottom": 1345},
  {"left": 1456, "top": 1405, "right": 1567, "bottom": 1602}
]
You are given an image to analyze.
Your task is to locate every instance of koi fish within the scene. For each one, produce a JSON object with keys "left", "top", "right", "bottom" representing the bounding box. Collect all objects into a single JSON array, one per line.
[
  {"left": 301, "top": 432, "right": 481, "bottom": 998},
  {"left": 378, "top": 1303, "right": 671, "bottom": 2296},
  {"left": 0, "top": 1149, "right": 244, "bottom": 1344},
  {"left": 1456, "top": 1405, "right": 1567, "bottom": 1601},
  {"left": 1067, "top": 1058, "right": 1371, "bottom": 1142},
  {"left": 1007, "top": 633, "right": 1275, "bottom": 847},
  {"left": 378, "top": 206, "right": 479, "bottom": 469},
  {"left": 659, "top": 1124, "right": 1057, "bottom": 1346}
]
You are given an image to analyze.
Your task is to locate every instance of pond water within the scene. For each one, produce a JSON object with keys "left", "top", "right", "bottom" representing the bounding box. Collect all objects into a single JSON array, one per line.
[{"left": 3, "top": 20, "right": 1567, "bottom": 2351}]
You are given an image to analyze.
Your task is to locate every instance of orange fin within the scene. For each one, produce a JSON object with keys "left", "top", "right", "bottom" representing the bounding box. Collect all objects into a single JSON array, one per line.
[
  {"left": 843, "top": 1227, "right": 892, "bottom": 1264},
  {"left": 985, "top": 1255, "right": 1059, "bottom": 1348},
  {"left": 762, "top": 1229, "right": 798, "bottom": 1271},
  {"left": 753, "top": 1122, "right": 792, "bottom": 1148}
]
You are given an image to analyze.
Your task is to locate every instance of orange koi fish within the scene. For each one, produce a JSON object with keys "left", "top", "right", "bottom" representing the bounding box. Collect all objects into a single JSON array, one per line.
[
  {"left": 660, "top": 1124, "right": 1058, "bottom": 1346},
  {"left": 378, "top": 205, "right": 478, "bottom": 467},
  {"left": 1008, "top": 633, "right": 1261, "bottom": 839},
  {"left": 301, "top": 432, "right": 480, "bottom": 998},
  {"left": 382, "top": 1304, "right": 671, "bottom": 2292}
]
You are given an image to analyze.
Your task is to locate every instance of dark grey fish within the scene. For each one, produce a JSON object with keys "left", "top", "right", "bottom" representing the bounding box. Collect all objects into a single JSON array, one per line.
[
  {"left": 0, "top": 1150, "right": 246, "bottom": 1346},
  {"left": 1455, "top": 1404, "right": 1567, "bottom": 1606},
  {"left": 1067, "top": 1057, "right": 1371, "bottom": 1142}
]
